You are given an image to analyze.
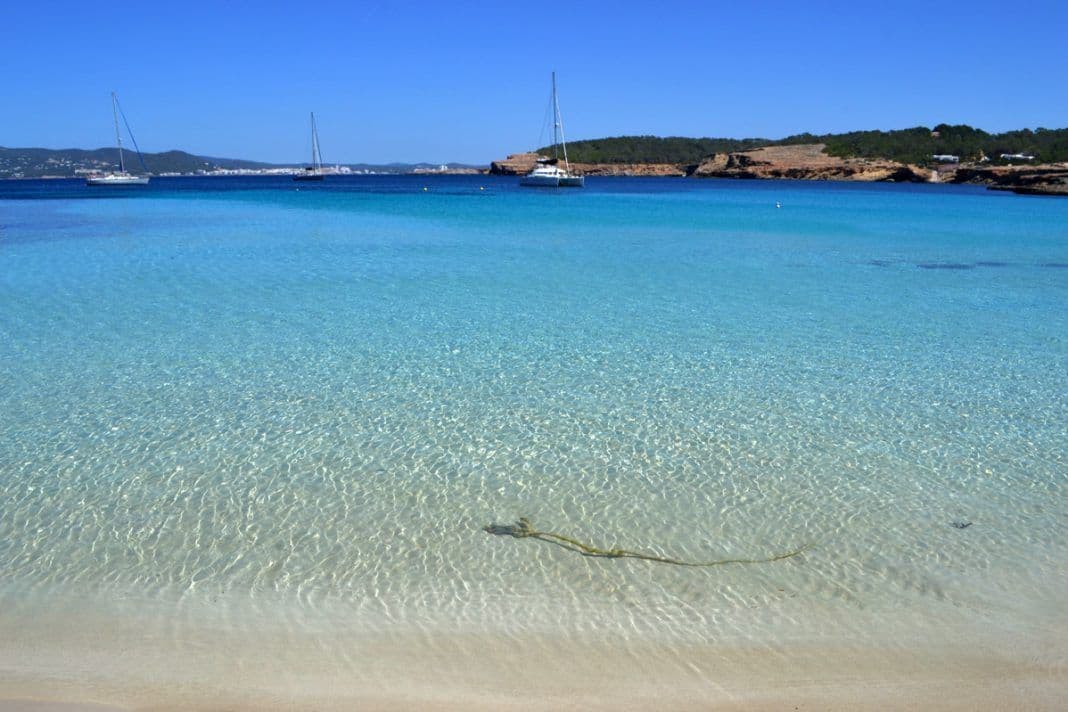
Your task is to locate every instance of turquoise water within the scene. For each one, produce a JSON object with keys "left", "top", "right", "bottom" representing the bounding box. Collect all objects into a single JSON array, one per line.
[{"left": 1, "top": 176, "right": 1066, "bottom": 698}]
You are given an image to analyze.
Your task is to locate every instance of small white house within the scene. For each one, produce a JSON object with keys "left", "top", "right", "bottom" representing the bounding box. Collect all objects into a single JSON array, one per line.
[{"left": 999, "top": 153, "right": 1035, "bottom": 161}]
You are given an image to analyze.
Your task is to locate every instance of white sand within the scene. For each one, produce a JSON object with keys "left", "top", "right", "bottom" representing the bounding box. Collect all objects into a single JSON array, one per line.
[{"left": 2, "top": 622, "right": 1066, "bottom": 710}]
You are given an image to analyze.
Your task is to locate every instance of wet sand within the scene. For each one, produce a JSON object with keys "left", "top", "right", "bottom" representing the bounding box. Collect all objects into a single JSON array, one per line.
[{"left": 2, "top": 626, "right": 1065, "bottom": 711}]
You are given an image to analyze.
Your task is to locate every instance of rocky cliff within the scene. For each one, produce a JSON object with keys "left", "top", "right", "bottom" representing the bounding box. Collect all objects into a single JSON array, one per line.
[
  {"left": 689, "top": 144, "right": 928, "bottom": 182},
  {"left": 489, "top": 153, "right": 542, "bottom": 175},
  {"left": 490, "top": 145, "right": 1068, "bottom": 194},
  {"left": 490, "top": 145, "right": 925, "bottom": 181},
  {"left": 945, "top": 165, "right": 1068, "bottom": 195}
]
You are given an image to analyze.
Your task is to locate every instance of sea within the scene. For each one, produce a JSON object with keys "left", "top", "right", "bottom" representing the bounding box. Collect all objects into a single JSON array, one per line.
[{"left": 1, "top": 175, "right": 1066, "bottom": 707}]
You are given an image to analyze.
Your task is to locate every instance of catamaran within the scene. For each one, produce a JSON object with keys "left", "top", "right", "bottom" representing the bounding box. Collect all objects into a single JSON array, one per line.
[
  {"left": 293, "top": 112, "right": 325, "bottom": 181},
  {"left": 520, "top": 72, "right": 584, "bottom": 188},
  {"left": 86, "top": 92, "right": 150, "bottom": 186}
]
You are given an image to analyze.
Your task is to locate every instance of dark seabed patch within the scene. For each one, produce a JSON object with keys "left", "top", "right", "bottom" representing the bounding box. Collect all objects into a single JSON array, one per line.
[
  {"left": 1041, "top": 262, "right": 1068, "bottom": 268},
  {"left": 868, "top": 259, "right": 896, "bottom": 267},
  {"left": 975, "top": 261, "right": 1010, "bottom": 267},
  {"left": 917, "top": 262, "right": 975, "bottom": 270}
]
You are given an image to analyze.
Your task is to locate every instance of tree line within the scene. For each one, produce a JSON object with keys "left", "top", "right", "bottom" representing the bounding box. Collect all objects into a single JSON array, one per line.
[{"left": 542, "top": 125, "right": 1068, "bottom": 166}]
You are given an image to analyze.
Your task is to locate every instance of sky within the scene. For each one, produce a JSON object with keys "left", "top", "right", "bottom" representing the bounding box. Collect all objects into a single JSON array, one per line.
[{"left": 3, "top": 0, "right": 1067, "bottom": 164}]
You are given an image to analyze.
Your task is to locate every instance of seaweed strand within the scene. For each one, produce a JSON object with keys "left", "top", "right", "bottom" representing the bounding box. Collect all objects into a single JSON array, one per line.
[{"left": 484, "top": 516, "right": 808, "bottom": 567}]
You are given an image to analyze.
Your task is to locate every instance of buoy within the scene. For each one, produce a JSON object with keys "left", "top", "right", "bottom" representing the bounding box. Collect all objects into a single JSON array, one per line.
[
  {"left": 775, "top": 201, "right": 781, "bottom": 208},
  {"left": 423, "top": 187, "right": 428, "bottom": 192}
]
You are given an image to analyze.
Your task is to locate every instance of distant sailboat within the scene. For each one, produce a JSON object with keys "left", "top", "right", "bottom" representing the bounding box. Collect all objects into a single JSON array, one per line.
[
  {"left": 86, "top": 92, "right": 150, "bottom": 186},
  {"left": 520, "top": 72, "right": 584, "bottom": 188},
  {"left": 293, "top": 112, "right": 325, "bottom": 181}
]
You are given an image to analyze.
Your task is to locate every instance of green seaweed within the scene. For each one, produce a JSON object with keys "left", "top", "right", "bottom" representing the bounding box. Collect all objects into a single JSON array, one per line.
[{"left": 484, "top": 517, "right": 808, "bottom": 567}]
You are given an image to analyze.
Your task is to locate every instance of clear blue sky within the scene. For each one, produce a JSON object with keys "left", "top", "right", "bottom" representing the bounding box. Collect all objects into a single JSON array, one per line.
[{"left": 4, "top": 0, "right": 1067, "bottom": 164}]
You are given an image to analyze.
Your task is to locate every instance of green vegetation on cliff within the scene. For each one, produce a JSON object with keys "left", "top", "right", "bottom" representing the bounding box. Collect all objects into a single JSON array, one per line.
[
  {"left": 821, "top": 124, "right": 1068, "bottom": 165},
  {"left": 542, "top": 125, "right": 1068, "bottom": 165},
  {"left": 538, "top": 135, "right": 772, "bottom": 164}
]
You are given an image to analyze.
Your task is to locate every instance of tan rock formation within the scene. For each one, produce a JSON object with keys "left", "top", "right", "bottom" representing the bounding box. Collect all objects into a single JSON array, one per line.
[
  {"left": 691, "top": 144, "right": 928, "bottom": 182},
  {"left": 955, "top": 165, "right": 1068, "bottom": 195},
  {"left": 571, "top": 162, "right": 686, "bottom": 177},
  {"left": 489, "top": 153, "right": 542, "bottom": 175},
  {"left": 489, "top": 145, "right": 1067, "bottom": 194}
]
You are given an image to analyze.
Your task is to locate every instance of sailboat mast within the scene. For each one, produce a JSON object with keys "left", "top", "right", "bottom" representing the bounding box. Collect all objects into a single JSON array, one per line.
[
  {"left": 551, "top": 72, "right": 559, "bottom": 160},
  {"left": 111, "top": 92, "right": 125, "bottom": 173},
  {"left": 552, "top": 72, "right": 571, "bottom": 173},
  {"left": 310, "top": 112, "right": 322, "bottom": 171}
]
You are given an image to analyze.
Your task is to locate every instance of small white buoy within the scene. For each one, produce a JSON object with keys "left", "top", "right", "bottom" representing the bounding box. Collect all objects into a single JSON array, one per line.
[
  {"left": 775, "top": 201, "right": 782, "bottom": 208},
  {"left": 423, "top": 187, "right": 428, "bottom": 192}
]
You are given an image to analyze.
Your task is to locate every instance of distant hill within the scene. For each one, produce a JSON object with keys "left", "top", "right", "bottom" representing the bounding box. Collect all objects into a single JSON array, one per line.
[
  {"left": 0, "top": 147, "right": 275, "bottom": 178},
  {"left": 541, "top": 125, "right": 1068, "bottom": 166},
  {"left": 0, "top": 147, "right": 488, "bottom": 178}
]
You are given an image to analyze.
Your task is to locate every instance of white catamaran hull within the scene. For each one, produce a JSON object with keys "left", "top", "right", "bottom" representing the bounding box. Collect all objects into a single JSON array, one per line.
[
  {"left": 519, "top": 173, "right": 561, "bottom": 187},
  {"left": 519, "top": 170, "right": 584, "bottom": 188}
]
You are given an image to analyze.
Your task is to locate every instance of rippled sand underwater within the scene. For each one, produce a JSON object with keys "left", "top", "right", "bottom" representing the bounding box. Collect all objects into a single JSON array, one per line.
[{"left": 1, "top": 176, "right": 1066, "bottom": 707}]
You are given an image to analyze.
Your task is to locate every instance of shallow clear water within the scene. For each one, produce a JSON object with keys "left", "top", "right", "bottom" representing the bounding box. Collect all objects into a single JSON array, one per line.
[{"left": 1, "top": 175, "right": 1066, "bottom": 690}]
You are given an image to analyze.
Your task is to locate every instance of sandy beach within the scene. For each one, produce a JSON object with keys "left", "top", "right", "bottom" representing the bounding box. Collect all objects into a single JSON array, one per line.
[{"left": 2, "top": 607, "right": 1066, "bottom": 711}]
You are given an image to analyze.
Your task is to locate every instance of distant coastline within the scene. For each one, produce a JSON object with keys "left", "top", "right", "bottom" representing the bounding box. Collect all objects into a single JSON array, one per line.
[
  {"left": 0, "top": 167, "right": 486, "bottom": 180},
  {"left": 0, "top": 146, "right": 486, "bottom": 180}
]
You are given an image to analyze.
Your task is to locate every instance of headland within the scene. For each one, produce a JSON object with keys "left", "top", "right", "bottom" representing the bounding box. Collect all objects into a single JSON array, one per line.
[
  {"left": 491, "top": 125, "right": 1068, "bottom": 195},
  {"left": 491, "top": 144, "right": 1068, "bottom": 195}
]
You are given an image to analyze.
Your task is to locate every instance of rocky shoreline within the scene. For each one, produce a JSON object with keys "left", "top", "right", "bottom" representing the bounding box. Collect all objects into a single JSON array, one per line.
[
  {"left": 951, "top": 165, "right": 1068, "bottom": 195},
  {"left": 490, "top": 144, "right": 1068, "bottom": 195},
  {"left": 489, "top": 152, "right": 686, "bottom": 177}
]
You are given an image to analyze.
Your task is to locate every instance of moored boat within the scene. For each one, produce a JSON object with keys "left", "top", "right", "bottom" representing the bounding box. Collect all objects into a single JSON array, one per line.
[
  {"left": 520, "top": 159, "right": 570, "bottom": 187},
  {"left": 519, "top": 72, "right": 584, "bottom": 188},
  {"left": 86, "top": 173, "right": 150, "bottom": 186},
  {"left": 85, "top": 92, "right": 150, "bottom": 187},
  {"left": 293, "top": 112, "right": 326, "bottom": 181}
]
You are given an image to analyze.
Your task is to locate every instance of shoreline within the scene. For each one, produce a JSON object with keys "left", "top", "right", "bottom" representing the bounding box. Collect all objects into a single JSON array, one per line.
[
  {"left": 2, "top": 626, "right": 1066, "bottom": 711},
  {"left": 3, "top": 584, "right": 1066, "bottom": 711},
  {"left": 490, "top": 144, "right": 1068, "bottom": 195},
  {"left": 7, "top": 166, "right": 1068, "bottom": 196}
]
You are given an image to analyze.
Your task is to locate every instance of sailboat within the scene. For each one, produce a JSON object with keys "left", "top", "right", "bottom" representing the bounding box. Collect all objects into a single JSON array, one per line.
[
  {"left": 520, "top": 72, "right": 584, "bottom": 188},
  {"left": 86, "top": 92, "right": 150, "bottom": 186},
  {"left": 293, "top": 112, "right": 325, "bottom": 181}
]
